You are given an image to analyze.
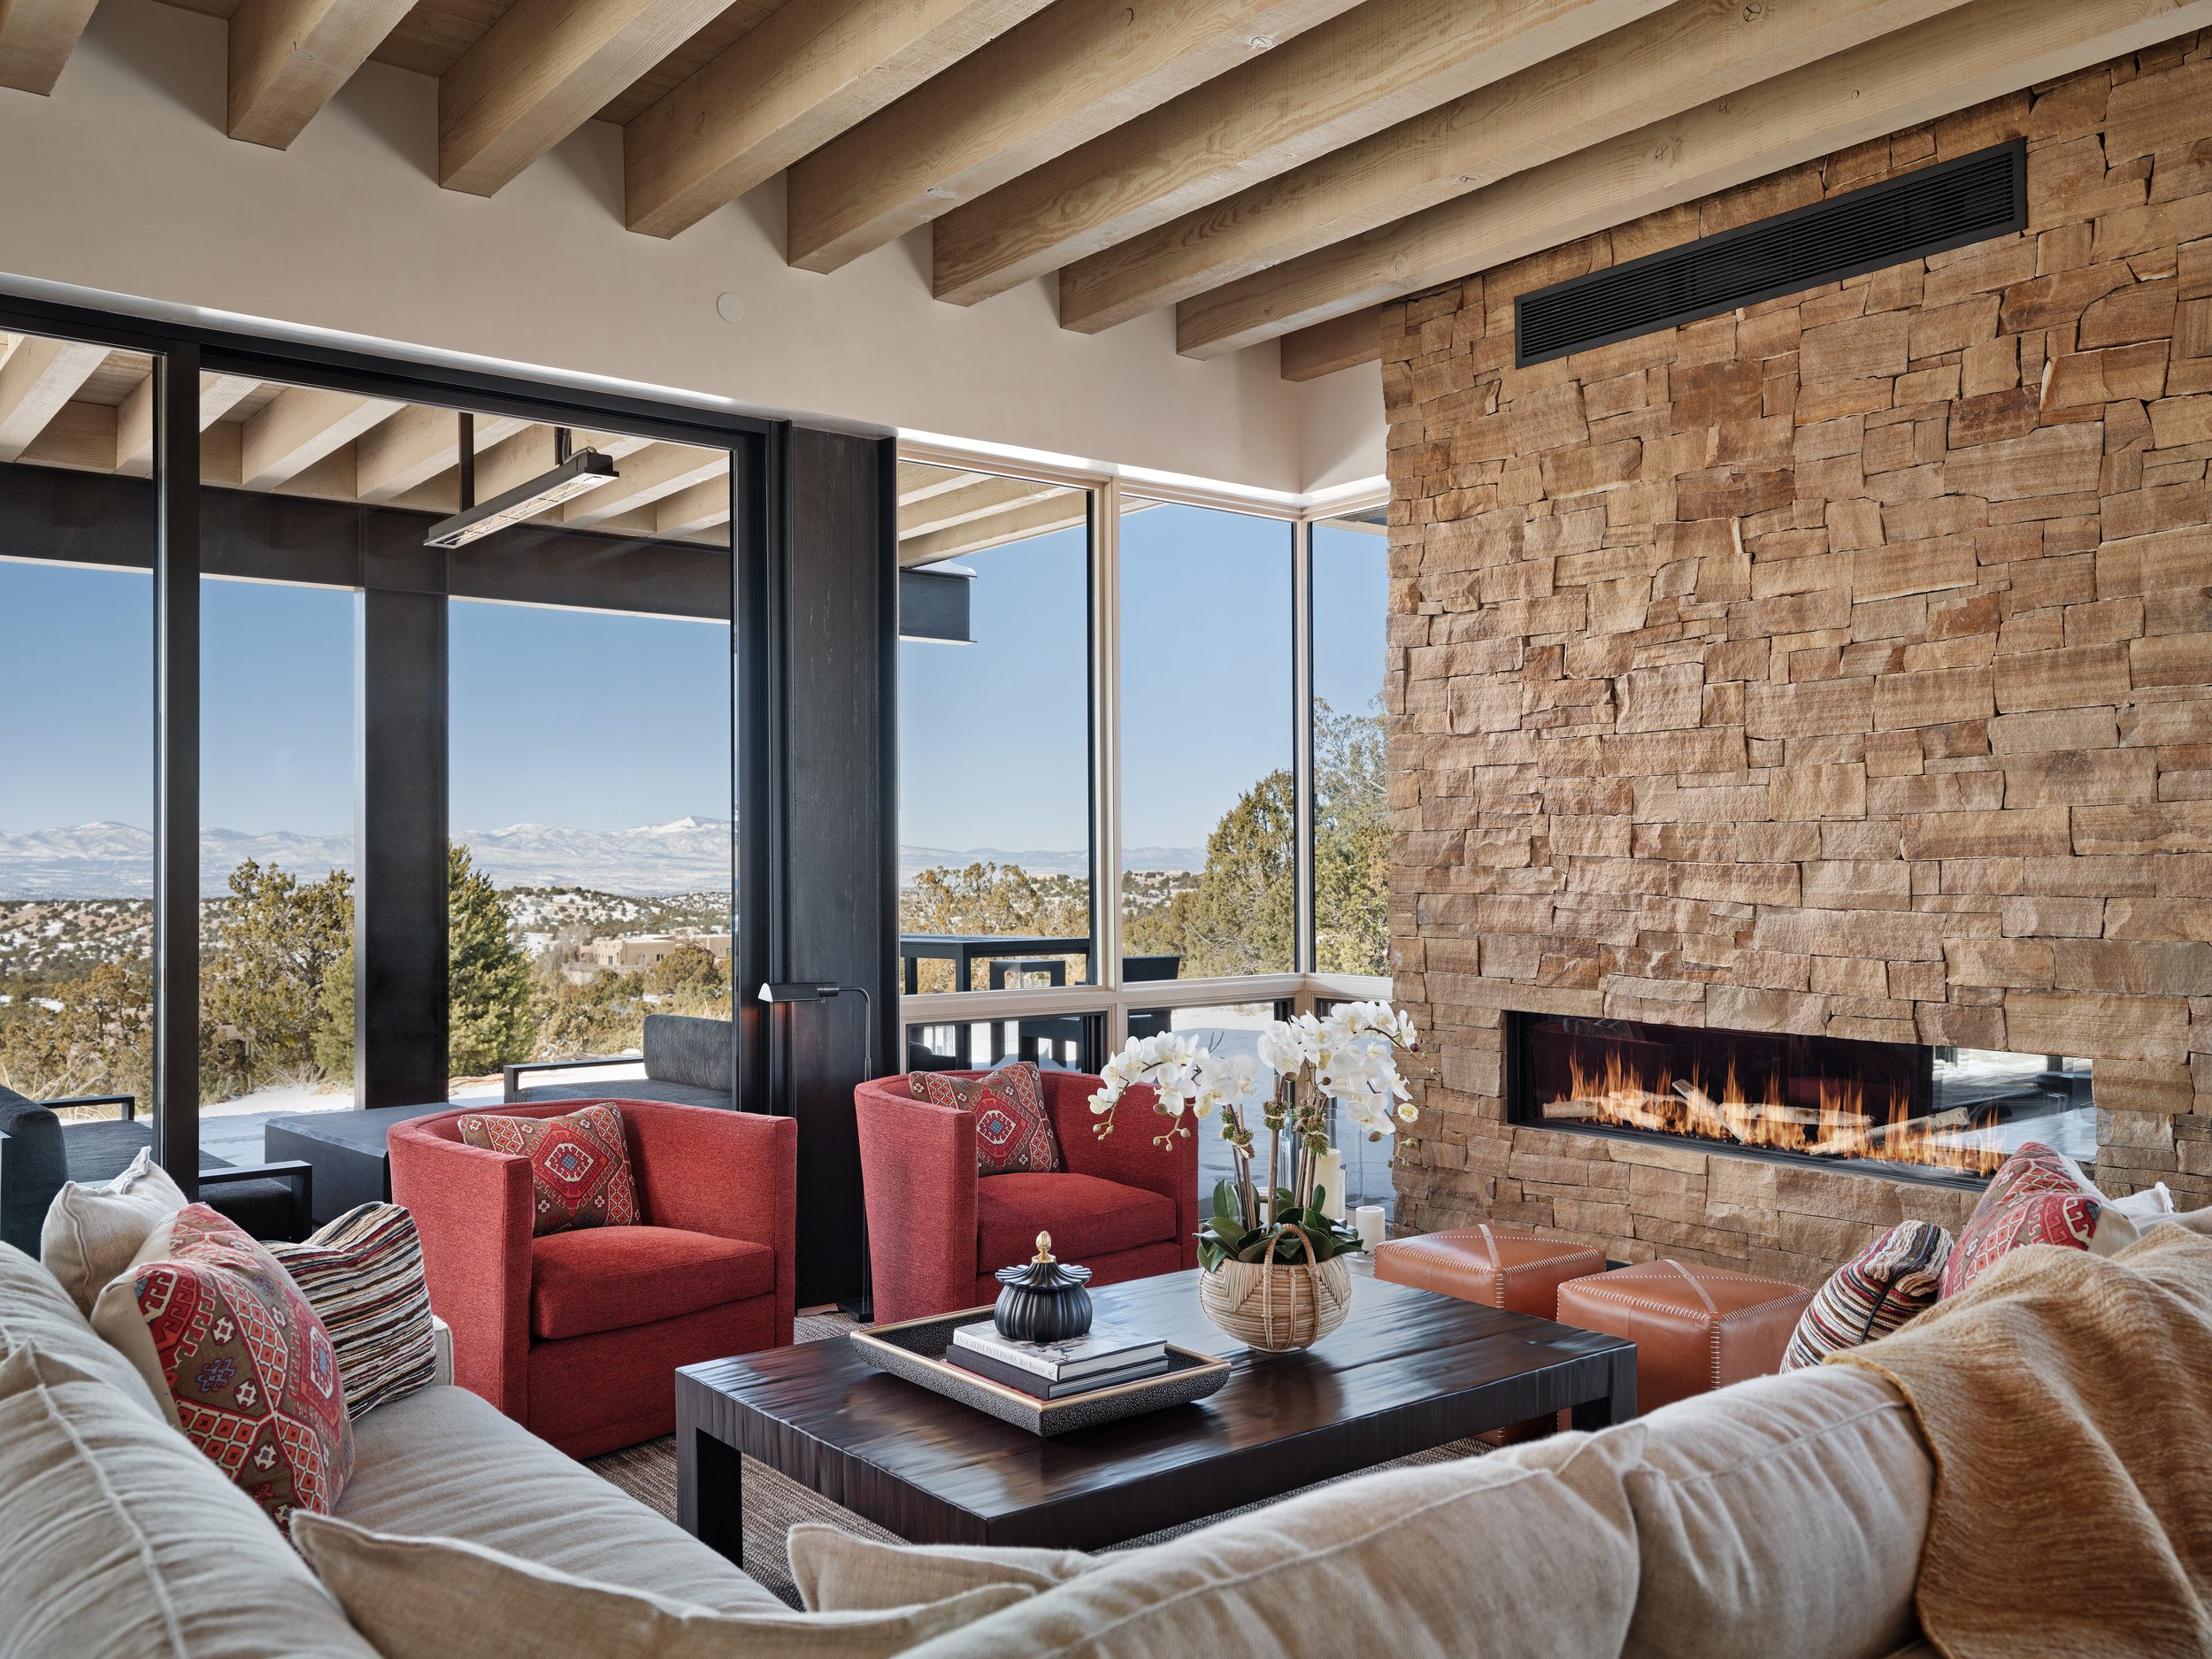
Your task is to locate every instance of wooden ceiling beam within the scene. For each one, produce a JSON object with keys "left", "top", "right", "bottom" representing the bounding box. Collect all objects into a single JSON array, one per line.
[
  {"left": 899, "top": 491, "right": 1087, "bottom": 564},
  {"left": 438, "top": 0, "right": 732, "bottom": 196},
  {"left": 1278, "top": 304, "right": 1384, "bottom": 380},
  {"left": 932, "top": 0, "right": 1668, "bottom": 306},
  {"left": 623, "top": 0, "right": 1053, "bottom": 242},
  {"left": 238, "top": 387, "right": 404, "bottom": 488},
  {"left": 356, "top": 405, "right": 531, "bottom": 502},
  {"left": 896, "top": 463, "right": 991, "bottom": 503},
  {"left": 1175, "top": 0, "right": 2212, "bottom": 357},
  {"left": 654, "top": 475, "right": 735, "bottom": 535},
  {"left": 1066, "top": 0, "right": 1966, "bottom": 335},
  {"left": 227, "top": 0, "right": 416, "bottom": 148},
  {"left": 116, "top": 370, "right": 263, "bottom": 476},
  {"left": 0, "top": 0, "right": 100, "bottom": 96},
  {"left": 0, "top": 335, "right": 107, "bottom": 464},
  {"left": 561, "top": 442, "right": 728, "bottom": 526},
  {"left": 899, "top": 472, "right": 1068, "bottom": 537},
  {"left": 785, "top": 0, "right": 1363, "bottom": 275}
]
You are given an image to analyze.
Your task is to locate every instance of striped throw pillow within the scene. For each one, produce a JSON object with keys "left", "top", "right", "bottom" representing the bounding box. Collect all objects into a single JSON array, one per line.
[
  {"left": 271, "top": 1203, "right": 438, "bottom": 1419},
  {"left": 1780, "top": 1219, "right": 1952, "bottom": 1371}
]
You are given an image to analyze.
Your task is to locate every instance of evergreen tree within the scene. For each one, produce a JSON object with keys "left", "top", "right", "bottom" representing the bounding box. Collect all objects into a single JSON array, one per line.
[
  {"left": 313, "top": 947, "right": 355, "bottom": 1081},
  {"left": 1125, "top": 770, "right": 1297, "bottom": 977},
  {"left": 199, "top": 860, "right": 354, "bottom": 1099},
  {"left": 1312, "top": 697, "right": 1389, "bottom": 975},
  {"left": 448, "top": 843, "right": 534, "bottom": 1076}
]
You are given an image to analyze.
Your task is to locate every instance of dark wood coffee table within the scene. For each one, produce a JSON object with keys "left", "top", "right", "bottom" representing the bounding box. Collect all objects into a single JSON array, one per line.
[{"left": 674, "top": 1269, "right": 1636, "bottom": 1558}]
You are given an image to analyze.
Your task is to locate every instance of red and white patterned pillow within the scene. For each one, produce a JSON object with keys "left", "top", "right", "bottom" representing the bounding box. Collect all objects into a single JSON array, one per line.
[
  {"left": 457, "top": 1102, "right": 641, "bottom": 1237},
  {"left": 910, "top": 1061, "right": 1062, "bottom": 1176},
  {"left": 91, "top": 1203, "right": 354, "bottom": 1536},
  {"left": 1941, "top": 1142, "right": 2133, "bottom": 1298}
]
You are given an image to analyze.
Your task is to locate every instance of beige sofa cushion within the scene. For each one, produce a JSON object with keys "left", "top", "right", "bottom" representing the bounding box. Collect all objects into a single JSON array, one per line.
[
  {"left": 897, "top": 1426, "right": 1645, "bottom": 1659},
  {"left": 0, "top": 1344, "right": 379, "bottom": 1659},
  {"left": 1617, "top": 1364, "right": 1931, "bottom": 1659},
  {"left": 293, "top": 1514, "right": 1034, "bottom": 1659},
  {"left": 340, "top": 1380, "right": 786, "bottom": 1615},
  {"left": 0, "top": 1240, "right": 166, "bottom": 1421},
  {"left": 40, "top": 1146, "right": 188, "bottom": 1314},
  {"left": 787, "top": 1524, "right": 1097, "bottom": 1611}
]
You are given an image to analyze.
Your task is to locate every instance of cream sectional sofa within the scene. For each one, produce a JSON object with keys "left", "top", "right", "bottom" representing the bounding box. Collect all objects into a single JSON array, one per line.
[{"left": 1, "top": 1231, "right": 1946, "bottom": 1659}]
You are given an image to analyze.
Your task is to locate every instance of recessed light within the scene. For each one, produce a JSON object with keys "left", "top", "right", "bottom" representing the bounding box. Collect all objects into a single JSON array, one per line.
[
  {"left": 926, "top": 186, "right": 959, "bottom": 202},
  {"left": 1247, "top": 34, "right": 1274, "bottom": 49},
  {"left": 715, "top": 292, "right": 746, "bottom": 323}
]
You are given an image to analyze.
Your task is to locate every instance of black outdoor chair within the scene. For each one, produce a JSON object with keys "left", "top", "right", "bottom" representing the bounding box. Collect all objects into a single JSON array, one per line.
[{"left": 0, "top": 1083, "right": 311, "bottom": 1255}]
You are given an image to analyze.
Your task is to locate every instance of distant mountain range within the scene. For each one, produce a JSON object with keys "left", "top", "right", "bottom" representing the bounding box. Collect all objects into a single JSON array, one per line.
[{"left": 0, "top": 821, "right": 1201, "bottom": 899}]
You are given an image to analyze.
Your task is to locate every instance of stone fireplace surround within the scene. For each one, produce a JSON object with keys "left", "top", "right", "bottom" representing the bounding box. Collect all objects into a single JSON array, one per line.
[{"left": 1383, "top": 35, "right": 2212, "bottom": 1286}]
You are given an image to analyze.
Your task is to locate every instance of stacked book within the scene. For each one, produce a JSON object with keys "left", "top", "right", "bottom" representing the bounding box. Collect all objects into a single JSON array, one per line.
[{"left": 946, "top": 1322, "right": 1171, "bottom": 1400}]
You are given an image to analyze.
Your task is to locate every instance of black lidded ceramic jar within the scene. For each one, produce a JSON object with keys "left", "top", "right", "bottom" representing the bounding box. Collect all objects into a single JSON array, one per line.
[{"left": 993, "top": 1232, "right": 1094, "bottom": 1344}]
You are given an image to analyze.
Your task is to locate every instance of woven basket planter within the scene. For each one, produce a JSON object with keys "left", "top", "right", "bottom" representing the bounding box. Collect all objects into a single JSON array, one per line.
[{"left": 1198, "top": 1251, "right": 1353, "bottom": 1354}]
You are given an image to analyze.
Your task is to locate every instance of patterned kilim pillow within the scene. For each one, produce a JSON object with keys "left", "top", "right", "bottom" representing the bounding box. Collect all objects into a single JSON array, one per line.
[
  {"left": 910, "top": 1061, "right": 1062, "bottom": 1176},
  {"left": 90, "top": 1203, "right": 354, "bottom": 1537},
  {"left": 1780, "top": 1219, "right": 1952, "bottom": 1371},
  {"left": 1940, "top": 1141, "right": 2129, "bottom": 1299},
  {"left": 270, "top": 1203, "right": 437, "bottom": 1419},
  {"left": 457, "top": 1102, "right": 641, "bottom": 1237}
]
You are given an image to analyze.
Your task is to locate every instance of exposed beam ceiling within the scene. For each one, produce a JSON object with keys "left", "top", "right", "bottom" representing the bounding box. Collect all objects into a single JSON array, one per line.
[
  {"left": 0, "top": 0, "right": 101, "bottom": 95},
  {"left": 896, "top": 463, "right": 991, "bottom": 503},
  {"left": 1176, "top": 0, "right": 2212, "bottom": 357},
  {"left": 115, "top": 370, "right": 264, "bottom": 476},
  {"left": 898, "top": 472, "right": 1068, "bottom": 537},
  {"left": 238, "top": 387, "right": 406, "bottom": 488},
  {"left": 227, "top": 0, "right": 417, "bottom": 147},
  {"left": 0, "top": 335, "right": 107, "bottom": 464},
  {"left": 622, "top": 0, "right": 1053, "bottom": 240},
  {"left": 931, "top": 0, "right": 1670, "bottom": 305},
  {"left": 654, "top": 475, "right": 735, "bottom": 535},
  {"left": 356, "top": 403, "right": 531, "bottom": 501},
  {"left": 561, "top": 441, "right": 729, "bottom": 526},
  {"left": 898, "top": 489, "right": 1087, "bottom": 563},
  {"left": 784, "top": 0, "right": 1364, "bottom": 275},
  {"left": 1062, "top": 0, "right": 1970, "bottom": 335},
  {"left": 437, "top": 0, "right": 733, "bottom": 196}
]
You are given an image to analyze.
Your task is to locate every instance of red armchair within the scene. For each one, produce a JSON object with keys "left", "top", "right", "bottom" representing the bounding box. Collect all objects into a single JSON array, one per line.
[
  {"left": 388, "top": 1098, "right": 795, "bottom": 1457},
  {"left": 855, "top": 1071, "right": 1200, "bottom": 1325}
]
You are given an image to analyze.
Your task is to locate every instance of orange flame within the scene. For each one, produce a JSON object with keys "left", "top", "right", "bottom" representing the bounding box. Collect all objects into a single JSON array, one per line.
[{"left": 1547, "top": 1048, "right": 2005, "bottom": 1177}]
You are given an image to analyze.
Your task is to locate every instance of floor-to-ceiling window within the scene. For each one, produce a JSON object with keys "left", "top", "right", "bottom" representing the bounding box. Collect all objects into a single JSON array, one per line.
[
  {"left": 1118, "top": 500, "right": 1296, "bottom": 980},
  {"left": 896, "top": 461, "right": 1094, "bottom": 1068},
  {"left": 1311, "top": 507, "right": 1390, "bottom": 977}
]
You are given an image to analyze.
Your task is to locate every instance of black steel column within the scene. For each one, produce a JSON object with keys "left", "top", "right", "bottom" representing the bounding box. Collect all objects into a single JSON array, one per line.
[
  {"left": 732, "top": 429, "right": 779, "bottom": 1119},
  {"left": 355, "top": 529, "right": 451, "bottom": 1109},
  {"left": 774, "top": 426, "right": 897, "bottom": 1307},
  {"left": 153, "top": 344, "right": 202, "bottom": 1192}
]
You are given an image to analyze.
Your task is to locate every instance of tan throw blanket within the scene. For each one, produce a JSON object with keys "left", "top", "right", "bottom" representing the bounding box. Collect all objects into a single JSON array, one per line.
[{"left": 1837, "top": 1225, "right": 2212, "bottom": 1659}]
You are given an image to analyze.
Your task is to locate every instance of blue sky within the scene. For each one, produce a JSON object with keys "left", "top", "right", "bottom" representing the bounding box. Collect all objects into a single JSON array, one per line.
[
  {"left": 0, "top": 562, "right": 728, "bottom": 835},
  {"left": 2, "top": 512, "right": 1385, "bottom": 851}
]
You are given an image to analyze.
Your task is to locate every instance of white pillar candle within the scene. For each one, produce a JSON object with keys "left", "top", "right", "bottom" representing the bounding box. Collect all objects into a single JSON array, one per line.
[
  {"left": 1318, "top": 1148, "right": 1347, "bottom": 1223},
  {"left": 1355, "top": 1205, "right": 1386, "bottom": 1250}
]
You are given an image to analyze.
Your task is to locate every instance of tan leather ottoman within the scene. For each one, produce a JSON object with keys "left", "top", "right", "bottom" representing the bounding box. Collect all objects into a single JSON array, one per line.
[
  {"left": 1372, "top": 1225, "right": 1606, "bottom": 1316},
  {"left": 1373, "top": 1225, "right": 1608, "bottom": 1442},
  {"left": 1555, "top": 1260, "right": 1813, "bottom": 1417}
]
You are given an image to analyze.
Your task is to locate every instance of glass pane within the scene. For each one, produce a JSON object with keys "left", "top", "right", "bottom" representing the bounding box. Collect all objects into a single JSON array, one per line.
[
  {"left": 1311, "top": 510, "right": 1390, "bottom": 976},
  {"left": 0, "top": 335, "right": 157, "bottom": 1176},
  {"left": 896, "top": 462, "right": 1093, "bottom": 995},
  {"left": 198, "top": 579, "right": 357, "bottom": 1163},
  {"left": 902, "top": 1012, "right": 1102, "bottom": 1074},
  {"left": 446, "top": 420, "right": 734, "bottom": 1102},
  {"left": 1120, "top": 502, "right": 1294, "bottom": 978}
]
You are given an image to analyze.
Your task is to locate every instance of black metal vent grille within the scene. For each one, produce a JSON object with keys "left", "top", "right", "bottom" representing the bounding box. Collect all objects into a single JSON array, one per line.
[{"left": 1515, "top": 140, "right": 2026, "bottom": 367}]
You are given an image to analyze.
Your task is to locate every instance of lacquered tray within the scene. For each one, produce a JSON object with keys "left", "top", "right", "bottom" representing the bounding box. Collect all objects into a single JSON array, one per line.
[{"left": 851, "top": 1307, "right": 1230, "bottom": 1436}]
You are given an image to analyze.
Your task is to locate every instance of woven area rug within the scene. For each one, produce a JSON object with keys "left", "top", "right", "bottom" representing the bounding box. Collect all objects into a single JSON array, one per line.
[{"left": 587, "top": 1309, "right": 1486, "bottom": 1609}]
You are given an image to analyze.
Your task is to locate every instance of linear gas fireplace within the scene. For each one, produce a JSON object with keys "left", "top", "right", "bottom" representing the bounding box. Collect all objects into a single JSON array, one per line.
[{"left": 1506, "top": 1013, "right": 2098, "bottom": 1187}]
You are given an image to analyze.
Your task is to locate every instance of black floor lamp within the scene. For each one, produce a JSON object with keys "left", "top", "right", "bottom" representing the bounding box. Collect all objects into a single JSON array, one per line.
[{"left": 758, "top": 981, "right": 875, "bottom": 1321}]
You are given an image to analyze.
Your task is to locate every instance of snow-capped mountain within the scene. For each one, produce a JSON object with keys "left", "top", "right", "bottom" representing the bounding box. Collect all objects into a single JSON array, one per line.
[{"left": 0, "top": 822, "right": 1202, "bottom": 900}]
